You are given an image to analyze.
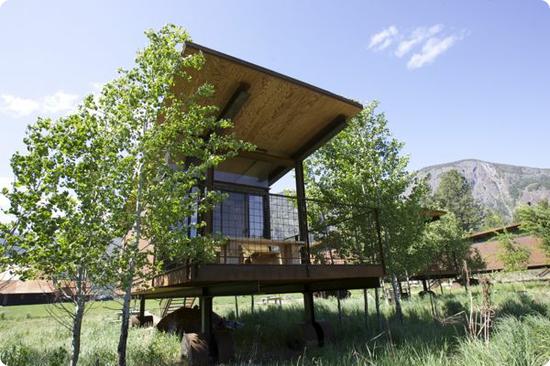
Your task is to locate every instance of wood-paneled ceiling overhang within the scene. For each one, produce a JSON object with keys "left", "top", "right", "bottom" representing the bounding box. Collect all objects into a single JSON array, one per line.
[{"left": 178, "top": 42, "right": 363, "bottom": 186}]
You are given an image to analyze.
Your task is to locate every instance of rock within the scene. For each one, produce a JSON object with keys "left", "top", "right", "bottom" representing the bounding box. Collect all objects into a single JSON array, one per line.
[
  {"left": 180, "top": 333, "right": 210, "bottom": 366},
  {"left": 156, "top": 306, "right": 224, "bottom": 338}
]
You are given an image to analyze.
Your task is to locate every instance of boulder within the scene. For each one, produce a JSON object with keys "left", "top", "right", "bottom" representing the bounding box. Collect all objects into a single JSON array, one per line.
[{"left": 156, "top": 306, "right": 224, "bottom": 338}]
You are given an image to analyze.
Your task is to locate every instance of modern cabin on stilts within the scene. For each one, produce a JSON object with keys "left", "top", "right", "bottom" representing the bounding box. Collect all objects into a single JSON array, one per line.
[{"left": 131, "top": 42, "right": 386, "bottom": 364}]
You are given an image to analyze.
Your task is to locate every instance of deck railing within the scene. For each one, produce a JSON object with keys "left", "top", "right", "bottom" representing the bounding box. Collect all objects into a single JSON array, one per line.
[{"left": 161, "top": 193, "right": 385, "bottom": 271}]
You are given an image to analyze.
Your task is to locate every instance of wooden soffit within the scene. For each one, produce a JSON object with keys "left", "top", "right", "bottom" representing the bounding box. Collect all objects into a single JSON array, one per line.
[{"left": 176, "top": 42, "right": 363, "bottom": 185}]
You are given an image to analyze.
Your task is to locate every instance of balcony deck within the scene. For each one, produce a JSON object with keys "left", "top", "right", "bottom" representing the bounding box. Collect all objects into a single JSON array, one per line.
[
  {"left": 132, "top": 191, "right": 386, "bottom": 299},
  {"left": 134, "top": 263, "right": 383, "bottom": 298}
]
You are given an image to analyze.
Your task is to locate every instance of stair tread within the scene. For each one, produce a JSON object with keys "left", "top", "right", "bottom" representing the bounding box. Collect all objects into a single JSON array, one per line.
[{"left": 160, "top": 297, "right": 196, "bottom": 318}]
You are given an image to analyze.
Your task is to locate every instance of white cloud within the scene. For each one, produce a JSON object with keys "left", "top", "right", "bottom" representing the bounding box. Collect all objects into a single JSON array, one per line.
[
  {"left": 407, "top": 35, "right": 460, "bottom": 69},
  {"left": 0, "top": 0, "right": 8, "bottom": 8},
  {"left": 0, "top": 95, "right": 40, "bottom": 117},
  {"left": 1, "top": 91, "right": 79, "bottom": 118},
  {"left": 368, "top": 24, "right": 465, "bottom": 70},
  {"left": 395, "top": 24, "right": 443, "bottom": 58},
  {"left": 542, "top": 0, "right": 550, "bottom": 7},
  {"left": 368, "top": 26, "right": 399, "bottom": 51},
  {"left": 42, "top": 92, "right": 79, "bottom": 113}
]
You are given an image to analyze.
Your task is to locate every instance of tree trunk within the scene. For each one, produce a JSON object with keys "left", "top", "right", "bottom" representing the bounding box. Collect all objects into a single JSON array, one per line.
[
  {"left": 405, "top": 270, "right": 412, "bottom": 297},
  {"left": 118, "top": 156, "right": 145, "bottom": 366},
  {"left": 462, "top": 260, "right": 470, "bottom": 293},
  {"left": 117, "top": 266, "right": 134, "bottom": 366},
  {"left": 70, "top": 267, "right": 86, "bottom": 366},
  {"left": 391, "top": 273, "right": 403, "bottom": 323}
]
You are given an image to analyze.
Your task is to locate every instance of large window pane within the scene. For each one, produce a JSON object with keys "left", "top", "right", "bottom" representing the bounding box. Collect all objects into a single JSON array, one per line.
[
  {"left": 249, "top": 194, "right": 264, "bottom": 238},
  {"left": 221, "top": 192, "right": 246, "bottom": 237}
]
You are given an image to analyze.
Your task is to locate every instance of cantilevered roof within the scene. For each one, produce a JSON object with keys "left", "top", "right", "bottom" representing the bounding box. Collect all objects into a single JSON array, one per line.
[{"left": 178, "top": 42, "right": 363, "bottom": 185}]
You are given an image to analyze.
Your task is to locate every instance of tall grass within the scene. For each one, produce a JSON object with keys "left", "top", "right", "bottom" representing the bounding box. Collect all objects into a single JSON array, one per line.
[{"left": 0, "top": 282, "right": 548, "bottom": 365}]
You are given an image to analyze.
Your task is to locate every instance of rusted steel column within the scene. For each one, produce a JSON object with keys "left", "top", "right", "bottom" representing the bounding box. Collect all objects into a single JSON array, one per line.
[
  {"left": 303, "top": 292, "right": 316, "bottom": 324},
  {"left": 295, "top": 160, "right": 311, "bottom": 263},
  {"left": 200, "top": 296, "right": 213, "bottom": 338},
  {"left": 363, "top": 289, "right": 369, "bottom": 331},
  {"left": 204, "top": 167, "right": 214, "bottom": 235},
  {"left": 262, "top": 192, "right": 271, "bottom": 239},
  {"left": 138, "top": 296, "right": 145, "bottom": 323},
  {"left": 336, "top": 296, "right": 342, "bottom": 325}
]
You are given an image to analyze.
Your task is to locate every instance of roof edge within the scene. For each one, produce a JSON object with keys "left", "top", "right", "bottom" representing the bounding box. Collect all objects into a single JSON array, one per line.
[
  {"left": 468, "top": 223, "right": 521, "bottom": 239},
  {"left": 185, "top": 42, "right": 364, "bottom": 110}
]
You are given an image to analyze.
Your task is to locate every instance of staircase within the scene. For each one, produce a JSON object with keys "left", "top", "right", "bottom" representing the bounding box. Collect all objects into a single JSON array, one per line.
[{"left": 160, "top": 297, "right": 196, "bottom": 318}]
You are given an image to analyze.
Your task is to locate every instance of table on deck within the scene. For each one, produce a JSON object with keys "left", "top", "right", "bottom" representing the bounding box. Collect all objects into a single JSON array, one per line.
[{"left": 220, "top": 237, "right": 305, "bottom": 265}]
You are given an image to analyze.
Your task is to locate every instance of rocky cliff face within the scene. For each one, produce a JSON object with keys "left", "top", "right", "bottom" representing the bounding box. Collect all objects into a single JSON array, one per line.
[{"left": 418, "top": 159, "right": 550, "bottom": 220}]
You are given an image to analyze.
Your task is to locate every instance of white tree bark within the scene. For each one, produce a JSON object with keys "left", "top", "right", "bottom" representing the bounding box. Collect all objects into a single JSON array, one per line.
[{"left": 70, "top": 266, "right": 86, "bottom": 366}]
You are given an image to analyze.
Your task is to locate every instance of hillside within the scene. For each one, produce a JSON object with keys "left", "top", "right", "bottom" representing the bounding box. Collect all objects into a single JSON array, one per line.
[{"left": 418, "top": 159, "right": 550, "bottom": 220}]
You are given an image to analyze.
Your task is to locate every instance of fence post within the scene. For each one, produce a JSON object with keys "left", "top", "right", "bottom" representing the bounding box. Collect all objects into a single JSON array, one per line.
[
  {"left": 375, "top": 287, "right": 382, "bottom": 331},
  {"left": 363, "top": 288, "right": 369, "bottom": 331}
]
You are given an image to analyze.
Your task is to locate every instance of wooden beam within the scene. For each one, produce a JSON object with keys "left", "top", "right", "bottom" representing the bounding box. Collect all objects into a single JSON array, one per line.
[
  {"left": 218, "top": 82, "right": 250, "bottom": 120},
  {"left": 292, "top": 114, "right": 348, "bottom": 161},
  {"left": 268, "top": 165, "right": 291, "bottom": 186}
]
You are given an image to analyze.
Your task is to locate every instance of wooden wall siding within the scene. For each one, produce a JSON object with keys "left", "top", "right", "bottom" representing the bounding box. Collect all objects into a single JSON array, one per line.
[
  {"left": 471, "top": 235, "right": 549, "bottom": 271},
  {"left": 176, "top": 43, "right": 362, "bottom": 182},
  {"left": 412, "top": 234, "right": 549, "bottom": 280}
]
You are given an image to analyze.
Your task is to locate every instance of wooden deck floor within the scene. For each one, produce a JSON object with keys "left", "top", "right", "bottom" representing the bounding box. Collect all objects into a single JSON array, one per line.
[{"left": 133, "top": 264, "right": 383, "bottom": 298}]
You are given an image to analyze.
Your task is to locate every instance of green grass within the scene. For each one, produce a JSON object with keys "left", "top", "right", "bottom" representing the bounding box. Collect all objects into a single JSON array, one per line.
[{"left": 0, "top": 281, "right": 549, "bottom": 365}]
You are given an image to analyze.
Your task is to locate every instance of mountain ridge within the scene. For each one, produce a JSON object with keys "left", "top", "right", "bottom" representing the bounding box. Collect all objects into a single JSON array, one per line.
[
  {"left": 422, "top": 159, "right": 550, "bottom": 172},
  {"left": 417, "top": 159, "right": 550, "bottom": 220}
]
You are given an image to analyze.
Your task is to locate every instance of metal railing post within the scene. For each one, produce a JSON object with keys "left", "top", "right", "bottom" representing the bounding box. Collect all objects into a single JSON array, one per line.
[{"left": 295, "top": 160, "right": 311, "bottom": 264}]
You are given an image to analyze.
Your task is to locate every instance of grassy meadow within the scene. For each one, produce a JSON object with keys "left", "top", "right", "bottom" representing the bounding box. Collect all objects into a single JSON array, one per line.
[{"left": 0, "top": 280, "right": 549, "bottom": 365}]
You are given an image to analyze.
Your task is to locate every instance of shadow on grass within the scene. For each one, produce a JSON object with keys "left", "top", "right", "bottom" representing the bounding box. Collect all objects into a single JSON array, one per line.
[
  {"left": 496, "top": 292, "right": 548, "bottom": 319},
  {"left": 227, "top": 288, "right": 550, "bottom": 365},
  {"left": 227, "top": 298, "right": 465, "bottom": 365}
]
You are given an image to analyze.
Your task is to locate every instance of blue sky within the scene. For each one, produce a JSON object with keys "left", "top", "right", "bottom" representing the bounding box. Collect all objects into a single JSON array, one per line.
[{"left": 1, "top": 0, "right": 550, "bottom": 198}]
